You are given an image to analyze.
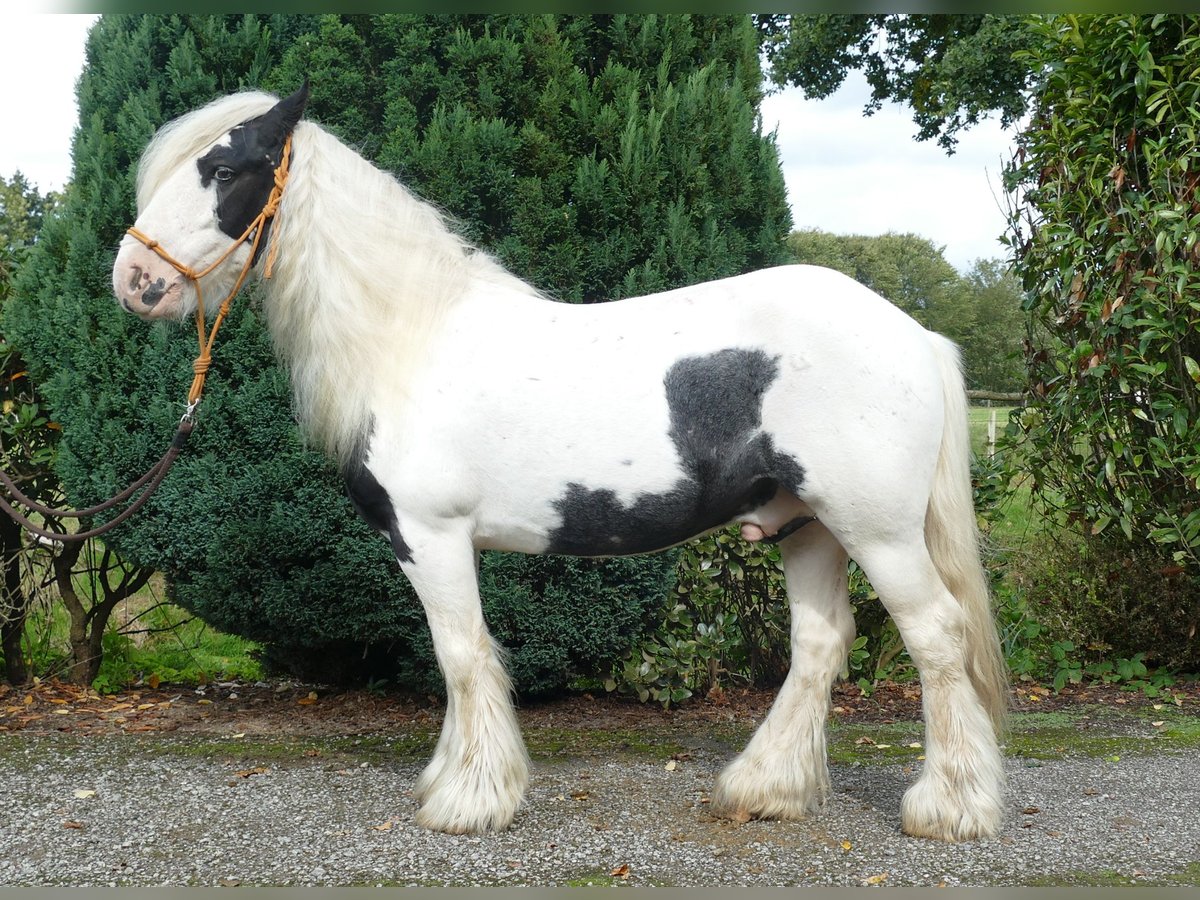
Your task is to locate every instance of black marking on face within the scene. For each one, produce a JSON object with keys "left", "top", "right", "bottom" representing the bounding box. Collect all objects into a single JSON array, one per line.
[
  {"left": 345, "top": 434, "right": 413, "bottom": 564},
  {"left": 195, "top": 83, "right": 308, "bottom": 261},
  {"left": 546, "top": 348, "right": 805, "bottom": 556}
]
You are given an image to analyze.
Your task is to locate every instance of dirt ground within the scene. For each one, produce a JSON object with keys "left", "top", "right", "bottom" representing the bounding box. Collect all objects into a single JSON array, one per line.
[{"left": 3, "top": 674, "right": 1198, "bottom": 739}]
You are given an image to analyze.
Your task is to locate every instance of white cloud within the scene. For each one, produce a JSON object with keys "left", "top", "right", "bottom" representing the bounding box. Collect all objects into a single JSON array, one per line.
[
  {"left": 761, "top": 72, "right": 1019, "bottom": 272},
  {"left": 0, "top": 14, "right": 97, "bottom": 193}
]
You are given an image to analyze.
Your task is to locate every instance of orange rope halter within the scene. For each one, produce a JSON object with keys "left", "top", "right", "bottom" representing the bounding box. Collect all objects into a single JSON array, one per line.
[{"left": 125, "top": 133, "right": 293, "bottom": 410}]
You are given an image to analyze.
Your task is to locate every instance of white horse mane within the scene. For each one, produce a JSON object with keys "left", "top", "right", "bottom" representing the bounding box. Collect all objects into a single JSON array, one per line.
[{"left": 138, "top": 90, "right": 542, "bottom": 466}]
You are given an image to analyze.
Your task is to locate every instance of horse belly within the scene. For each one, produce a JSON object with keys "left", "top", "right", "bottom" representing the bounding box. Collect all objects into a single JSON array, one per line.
[{"left": 474, "top": 346, "right": 810, "bottom": 557}]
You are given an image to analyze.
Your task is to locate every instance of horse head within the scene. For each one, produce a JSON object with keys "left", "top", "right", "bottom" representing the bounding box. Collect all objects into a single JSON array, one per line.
[{"left": 112, "top": 83, "right": 308, "bottom": 321}]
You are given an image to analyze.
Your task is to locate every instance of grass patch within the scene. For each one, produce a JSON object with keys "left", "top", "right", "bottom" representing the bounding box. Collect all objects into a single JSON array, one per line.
[
  {"left": 96, "top": 603, "right": 263, "bottom": 691},
  {"left": 1026, "top": 862, "right": 1200, "bottom": 887},
  {"left": 525, "top": 726, "right": 686, "bottom": 760},
  {"left": 818, "top": 707, "right": 1200, "bottom": 767},
  {"left": 1004, "top": 707, "right": 1200, "bottom": 760},
  {"left": 827, "top": 721, "right": 926, "bottom": 765},
  {"left": 15, "top": 592, "right": 263, "bottom": 693}
]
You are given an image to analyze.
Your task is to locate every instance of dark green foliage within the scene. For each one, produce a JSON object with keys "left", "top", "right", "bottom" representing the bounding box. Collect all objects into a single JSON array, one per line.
[
  {"left": 1005, "top": 15, "right": 1200, "bottom": 610},
  {"left": 1017, "top": 533, "right": 1200, "bottom": 673},
  {"left": 266, "top": 14, "right": 788, "bottom": 302},
  {"left": 5, "top": 14, "right": 792, "bottom": 693},
  {"left": 757, "top": 14, "right": 1034, "bottom": 152},
  {"left": 0, "top": 173, "right": 63, "bottom": 684}
]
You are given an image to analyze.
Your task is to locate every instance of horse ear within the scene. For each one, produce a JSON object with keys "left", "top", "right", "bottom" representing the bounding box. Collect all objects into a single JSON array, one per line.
[
  {"left": 275, "top": 80, "right": 309, "bottom": 132},
  {"left": 247, "top": 81, "right": 309, "bottom": 154}
]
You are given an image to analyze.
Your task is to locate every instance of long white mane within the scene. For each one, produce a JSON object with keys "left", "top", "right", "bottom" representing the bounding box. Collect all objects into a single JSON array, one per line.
[{"left": 137, "top": 90, "right": 542, "bottom": 466}]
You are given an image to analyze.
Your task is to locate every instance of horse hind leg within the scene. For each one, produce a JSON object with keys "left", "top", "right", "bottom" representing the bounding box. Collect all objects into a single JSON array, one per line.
[
  {"left": 711, "top": 521, "right": 854, "bottom": 820},
  {"left": 399, "top": 526, "right": 530, "bottom": 834},
  {"left": 852, "top": 537, "right": 1005, "bottom": 841}
]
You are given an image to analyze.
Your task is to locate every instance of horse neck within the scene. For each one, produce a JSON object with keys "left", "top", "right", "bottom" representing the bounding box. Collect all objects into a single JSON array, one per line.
[{"left": 261, "top": 125, "right": 484, "bottom": 466}]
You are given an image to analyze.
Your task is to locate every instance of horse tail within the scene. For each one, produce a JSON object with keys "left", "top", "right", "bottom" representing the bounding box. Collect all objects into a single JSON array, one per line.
[{"left": 923, "top": 332, "right": 1009, "bottom": 734}]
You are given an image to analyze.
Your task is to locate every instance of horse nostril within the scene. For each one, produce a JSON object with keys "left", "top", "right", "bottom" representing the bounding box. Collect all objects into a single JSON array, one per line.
[
  {"left": 127, "top": 266, "right": 144, "bottom": 292},
  {"left": 141, "top": 277, "right": 168, "bottom": 306}
]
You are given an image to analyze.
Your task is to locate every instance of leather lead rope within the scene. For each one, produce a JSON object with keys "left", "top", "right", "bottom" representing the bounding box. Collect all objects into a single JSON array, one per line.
[{"left": 0, "top": 134, "right": 294, "bottom": 544}]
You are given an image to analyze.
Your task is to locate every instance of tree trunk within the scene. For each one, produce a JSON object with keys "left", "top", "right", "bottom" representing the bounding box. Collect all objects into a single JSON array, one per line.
[{"left": 0, "top": 512, "right": 29, "bottom": 685}]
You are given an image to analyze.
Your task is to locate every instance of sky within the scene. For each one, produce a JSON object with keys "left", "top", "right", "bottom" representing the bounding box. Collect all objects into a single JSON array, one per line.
[{"left": 0, "top": 13, "right": 1018, "bottom": 273}]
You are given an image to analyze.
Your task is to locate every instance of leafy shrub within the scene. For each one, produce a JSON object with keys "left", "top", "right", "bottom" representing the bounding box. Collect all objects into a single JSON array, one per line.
[
  {"left": 609, "top": 524, "right": 917, "bottom": 705},
  {"left": 1015, "top": 529, "right": 1200, "bottom": 673},
  {"left": 1006, "top": 15, "right": 1200, "bottom": 584}
]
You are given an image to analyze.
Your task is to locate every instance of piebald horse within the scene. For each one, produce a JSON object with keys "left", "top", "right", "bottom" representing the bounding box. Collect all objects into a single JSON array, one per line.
[{"left": 112, "top": 85, "right": 1008, "bottom": 840}]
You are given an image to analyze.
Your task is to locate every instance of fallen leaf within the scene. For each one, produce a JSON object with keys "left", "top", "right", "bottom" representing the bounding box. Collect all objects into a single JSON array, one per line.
[
  {"left": 664, "top": 760, "right": 677, "bottom": 771},
  {"left": 148, "top": 673, "right": 160, "bottom": 689},
  {"left": 23, "top": 695, "right": 32, "bottom": 707},
  {"left": 233, "top": 766, "right": 269, "bottom": 779},
  {"left": 874, "top": 744, "right": 892, "bottom": 750},
  {"left": 571, "top": 790, "right": 591, "bottom": 802},
  {"left": 136, "top": 704, "right": 154, "bottom": 711},
  {"left": 906, "top": 742, "right": 922, "bottom": 749},
  {"left": 863, "top": 873, "right": 889, "bottom": 885},
  {"left": 63, "top": 821, "right": 84, "bottom": 829},
  {"left": 372, "top": 820, "right": 394, "bottom": 831},
  {"left": 73, "top": 789, "right": 96, "bottom": 799},
  {"left": 729, "top": 809, "right": 751, "bottom": 824},
  {"left": 1023, "top": 806, "right": 1040, "bottom": 815},
  {"left": 854, "top": 737, "right": 875, "bottom": 745},
  {"left": 610, "top": 864, "right": 630, "bottom": 878},
  {"left": 1151, "top": 721, "right": 1165, "bottom": 728},
  {"left": 840, "top": 840, "right": 852, "bottom": 851},
  {"left": 231, "top": 733, "right": 246, "bottom": 739}
]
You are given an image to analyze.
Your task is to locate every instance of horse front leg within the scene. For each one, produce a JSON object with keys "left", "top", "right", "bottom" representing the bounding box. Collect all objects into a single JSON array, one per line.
[{"left": 399, "top": 525, "right": 529, "bottom": 833}]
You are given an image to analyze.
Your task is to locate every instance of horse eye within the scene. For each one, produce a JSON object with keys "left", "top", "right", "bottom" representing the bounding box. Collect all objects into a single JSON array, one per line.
[{"left": 214, "top": 166, "right": 235, "bottom": 182}]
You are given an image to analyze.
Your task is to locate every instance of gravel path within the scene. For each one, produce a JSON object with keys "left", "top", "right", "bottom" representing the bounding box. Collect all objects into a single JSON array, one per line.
[{"left": 1, "top": 725, "right": 1198, "bottom": 887}]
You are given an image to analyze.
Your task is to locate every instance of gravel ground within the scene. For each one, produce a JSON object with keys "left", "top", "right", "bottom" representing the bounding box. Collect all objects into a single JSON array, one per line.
[{"left": 1, "top": 725, "right": 1198, "bottom": 887}]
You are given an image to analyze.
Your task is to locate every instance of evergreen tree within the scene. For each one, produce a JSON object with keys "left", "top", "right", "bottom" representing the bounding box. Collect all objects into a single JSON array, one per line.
[{"left": 5, "top": 14, "right": 792, "bottom": 692}]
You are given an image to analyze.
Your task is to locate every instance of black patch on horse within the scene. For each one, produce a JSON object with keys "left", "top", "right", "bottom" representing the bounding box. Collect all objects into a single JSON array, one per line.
[
  {"left": 196, "top": 84, "right": 307, "bottom": 263},
  {"left": 345, "top": 434, "right": 413, "bottom": 564},
  {"left": 546, "top": 348, "right": 805, "bottom": 556}
]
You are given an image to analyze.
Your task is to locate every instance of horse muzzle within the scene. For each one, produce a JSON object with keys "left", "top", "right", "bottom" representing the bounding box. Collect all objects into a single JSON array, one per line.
[{"left": 112, "top": 244, "right": 189, "bottom": 320}]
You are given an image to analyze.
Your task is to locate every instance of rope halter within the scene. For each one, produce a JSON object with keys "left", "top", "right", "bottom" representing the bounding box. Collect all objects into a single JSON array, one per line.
[{"left": 125, "top": 133, "right": 293, "bottom": 408}]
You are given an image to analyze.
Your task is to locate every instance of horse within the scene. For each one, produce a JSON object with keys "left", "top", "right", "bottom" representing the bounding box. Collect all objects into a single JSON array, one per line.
[{"left": 111, "top": 84, "right": 1008, "bottom": 841}]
